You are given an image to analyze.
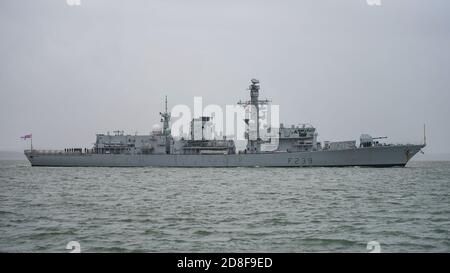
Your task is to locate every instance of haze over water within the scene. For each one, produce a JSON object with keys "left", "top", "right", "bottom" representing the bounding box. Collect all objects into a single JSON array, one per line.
[{"left": 0, "top": 160, "right": 449, "bottom": 252}]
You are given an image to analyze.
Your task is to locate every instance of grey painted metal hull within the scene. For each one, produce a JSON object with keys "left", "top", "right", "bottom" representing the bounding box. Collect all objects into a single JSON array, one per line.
[{"left": 25, "top": 144, "right": 424, "bottom": 167}]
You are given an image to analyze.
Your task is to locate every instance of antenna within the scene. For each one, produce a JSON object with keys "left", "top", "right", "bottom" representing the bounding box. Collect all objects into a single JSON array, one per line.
[
  {"left": 423, "top": 123, "right": 426, "bottom": 146},
  {"left": 165, "top": 95, "right": 168, "bottom": 114}
]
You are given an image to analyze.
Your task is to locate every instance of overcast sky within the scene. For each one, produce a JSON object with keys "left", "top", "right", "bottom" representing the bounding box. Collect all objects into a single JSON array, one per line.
[{"left": 1, "top": 0, "right": 449, "bottom": 153}]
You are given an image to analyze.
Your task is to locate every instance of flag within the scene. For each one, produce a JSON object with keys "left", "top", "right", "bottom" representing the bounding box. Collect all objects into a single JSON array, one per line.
[{"left": 20, "top": 134, "right": 32, "bottom": 140}]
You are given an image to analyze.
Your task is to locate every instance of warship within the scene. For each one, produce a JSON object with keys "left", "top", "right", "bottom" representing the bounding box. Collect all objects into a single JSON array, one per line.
[{"left": 24, "top": 79, "right": 425, "bottom": 167}]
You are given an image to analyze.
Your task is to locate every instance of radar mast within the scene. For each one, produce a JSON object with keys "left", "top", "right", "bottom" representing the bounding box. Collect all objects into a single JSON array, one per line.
[
  {"left": 238, "top": 79, "right": 270, "bottom": 153},
  {"left": 159, "top": 95, "right": 172, "bottom": 154},
  {"left": 159, "top": 95, "right": 171, "bottom": 136}
]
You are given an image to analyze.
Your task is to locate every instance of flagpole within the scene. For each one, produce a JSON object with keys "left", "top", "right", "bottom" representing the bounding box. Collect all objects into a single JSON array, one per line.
[{"left": 31, "top": 135, "right": 33, "bottom": 153}]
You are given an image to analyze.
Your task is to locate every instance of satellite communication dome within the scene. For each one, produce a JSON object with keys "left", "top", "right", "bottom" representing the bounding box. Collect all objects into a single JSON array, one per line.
[{"left": 152, "top": 124, "right": 162, "bottom": 133}]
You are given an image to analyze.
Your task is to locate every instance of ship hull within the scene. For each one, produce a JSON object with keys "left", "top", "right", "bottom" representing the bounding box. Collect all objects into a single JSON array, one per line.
[{"left": 25, "top": 144, "right": 424, "bottom": 167}]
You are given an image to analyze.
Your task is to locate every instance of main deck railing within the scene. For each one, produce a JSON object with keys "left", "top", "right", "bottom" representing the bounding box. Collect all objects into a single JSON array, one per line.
[{"left": 24, "top": 149, "right": 95, "bottom": 155}]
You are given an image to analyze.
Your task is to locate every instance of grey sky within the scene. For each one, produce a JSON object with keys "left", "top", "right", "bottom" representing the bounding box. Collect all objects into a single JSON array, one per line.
[{"left": 1, "top": 0, "right": 449, "bottom": 153}]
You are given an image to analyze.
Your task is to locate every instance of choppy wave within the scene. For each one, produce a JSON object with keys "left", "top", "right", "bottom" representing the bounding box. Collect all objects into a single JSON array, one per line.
[{"left": 0, "top": 160, "right": 449, "bottom": 252}]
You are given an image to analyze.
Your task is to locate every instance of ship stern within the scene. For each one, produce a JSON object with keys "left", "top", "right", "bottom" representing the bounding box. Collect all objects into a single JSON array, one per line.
[{"left": 24, "top": 150, "right": 34, "bottom": 166}]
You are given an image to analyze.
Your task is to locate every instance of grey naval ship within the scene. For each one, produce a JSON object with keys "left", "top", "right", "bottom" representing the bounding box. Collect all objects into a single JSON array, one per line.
[{"left": 25, "top": 79, "right": 425, "bottom": 167}]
